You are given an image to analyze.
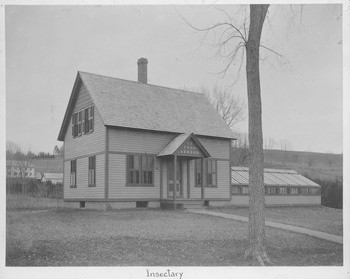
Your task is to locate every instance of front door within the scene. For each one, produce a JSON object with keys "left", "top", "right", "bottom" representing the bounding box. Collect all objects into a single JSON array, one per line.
[{"left": 168, "top": 159, "right": 182, "bottom": 198}]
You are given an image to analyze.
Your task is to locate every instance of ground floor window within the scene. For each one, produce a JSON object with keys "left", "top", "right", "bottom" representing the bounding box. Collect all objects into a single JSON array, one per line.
[
  {"left": 206, "top": 159, "right": 217, "bottom": 187},
  {"left": 70, "top": 160, "right": 77, "bottom": 187},
  {"left": 194, "top": 158, "right": 217, "bottom": 187},
  {"left": 233, "top": 186, "right": 320, "bottom": 196},
  {"left": 126, "top": 154, "right": 154, "bottom": 186},
  {"left": 278, "top": 187, "right": 287, "bottom": 195},
  {"left": 88, "top": 156, "right": 96, "bottom": 186},
  {"left": 232, "top": 186, "right": 249, "bottom": 195}
]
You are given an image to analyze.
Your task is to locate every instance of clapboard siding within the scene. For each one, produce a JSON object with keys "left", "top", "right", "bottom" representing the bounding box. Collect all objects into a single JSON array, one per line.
[
  {"left": 64, "top": 154, "right": 105, "bottom": 199},
  {"left": 204, "top": 160, "right": 230, "bottom": 199},
  {"left": 108, "top": 153, "right": 160, "bottom": 199},
  {"left": 197, "top": 136, "right": 230, "bottom": 159},
  {"left": 109, "top": 128, "right": 175, "bottom": 154},
  {"left": 64, "top": 83, "right": 105, "bottom": 160}
]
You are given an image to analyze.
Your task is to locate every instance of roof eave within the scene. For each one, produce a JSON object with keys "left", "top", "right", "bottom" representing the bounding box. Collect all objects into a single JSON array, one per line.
[{"left": 57, "top": 72, "right": 82, "bottom": 141}]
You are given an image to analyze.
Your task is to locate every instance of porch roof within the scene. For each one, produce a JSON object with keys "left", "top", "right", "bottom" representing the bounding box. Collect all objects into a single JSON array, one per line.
[{"left": 157, "top": 133, "right": 211, "bottom": 158}]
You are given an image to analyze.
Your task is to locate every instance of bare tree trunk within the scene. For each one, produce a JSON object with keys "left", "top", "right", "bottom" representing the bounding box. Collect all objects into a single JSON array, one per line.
[{"left": 244, "top": 4, "right": 271, "bottom": 265}]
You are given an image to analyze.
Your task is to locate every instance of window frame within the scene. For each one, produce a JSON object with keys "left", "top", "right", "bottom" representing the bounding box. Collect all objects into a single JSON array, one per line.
[
  {"left": 72, "top": 112, "right": 78, "bottom": 137},
  {"left": 88, "top": 156, "right": 96, "bottom": 187},
  {"left": 126, "top": 154, "right": 155, "bottom": 187},
  {"left": 194, "top": 158, "right": 203, "bottom": 187},
  {"left": 206, "top": 159, "right": 217, "bottom": 188},
  {"left": 70, "top": 160, "right": 77, "bottom": 188},
  {"left": 84, "top": 106, "right": 94, "bottom": 135},
  {"left": 72, "top": 105, "right": 94, "bottom": 138}
]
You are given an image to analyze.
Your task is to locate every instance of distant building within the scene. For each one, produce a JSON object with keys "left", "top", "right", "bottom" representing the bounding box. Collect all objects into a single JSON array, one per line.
[
  {"left": 41, "top": 173, "right": 63, "bottom": 184},
  {"left": 6, "top": 160, "right": 35, "bottom": 178},
  {"left": 211, "top": 167, "right": 321, "bottom": 207}
]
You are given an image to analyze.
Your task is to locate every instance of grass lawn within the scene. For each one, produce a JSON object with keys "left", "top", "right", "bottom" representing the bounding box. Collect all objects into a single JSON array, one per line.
[
  {"left": 6, "top": 194, "right": 64, "bottom": 210},
  {"left": 6, "top": 208, "right": 342, "bottom": 266},
  {"left": 208, "top": 206, "right": 343, "bottom": 236}
]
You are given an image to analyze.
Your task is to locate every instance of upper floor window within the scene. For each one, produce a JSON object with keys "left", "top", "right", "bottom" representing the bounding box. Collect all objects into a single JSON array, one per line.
[
  {"left": 84, "top": 106, "right": 94, "bottom": 134},
  {"left": 126, "top": 154, "right": 154, "bottom": 186},
  {"left": 72, "top": 106, "right": 94, "bottom": 137}
]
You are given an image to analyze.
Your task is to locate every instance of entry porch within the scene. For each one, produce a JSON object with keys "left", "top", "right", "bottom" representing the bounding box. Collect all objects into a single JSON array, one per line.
[{"left": 157, "top": 133, "right": 211, "bottom": 210}]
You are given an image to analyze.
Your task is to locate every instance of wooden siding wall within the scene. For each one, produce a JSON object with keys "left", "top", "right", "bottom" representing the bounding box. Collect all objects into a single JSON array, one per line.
[
  {"left": 106, "top": 128, "right": 231, "bottom": 201},
  {"left": 64, "top": 83, "right": 105, "bottom": 160},
  {"left": 108, "top": 153, "right": 160, "bottom": 199},
  {"left": 109, "top": 129, "right": 175, "bottom": 154},
  {"left": 197, "top": 136, "right": 230, "bottom": 159},
  {"left": 64, "top": 154, "right": 105, "bottom": 199},
  {"left": 63, "top": 82, "right": 106, "bottom": 200},
  {"left": 205, "top": 160, "right": 230, "bottom": 199}
]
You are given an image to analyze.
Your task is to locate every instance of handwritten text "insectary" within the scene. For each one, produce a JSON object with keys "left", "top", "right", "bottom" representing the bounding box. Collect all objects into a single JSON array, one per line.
[{"left": 146, "top": 269, "right": 183, "bottom": 279}]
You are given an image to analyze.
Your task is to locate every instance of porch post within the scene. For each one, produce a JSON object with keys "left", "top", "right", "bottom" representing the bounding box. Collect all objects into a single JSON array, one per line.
[
  {"left": 173, "top": 155, "right": 177, "bottom": 210},
  {"left": 201, "top": 157, "right": 204, "bottom": 202}
]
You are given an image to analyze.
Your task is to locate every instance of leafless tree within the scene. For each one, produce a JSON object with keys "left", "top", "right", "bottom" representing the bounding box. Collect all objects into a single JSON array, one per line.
[
  {"left": 232, "top": 132, "right": 250, "bottom": 165},
  {"left": 199, "top": 84, "right": 245, "bottom": 129},
  {"left": 60, "top": 144, "right": 65, "bottom": 158},
  {"left": 279, "top": 138, "right": 292, "bottom": 151},
  {"left": 6, "top": 141, "right": 20, "bottom": 159},
  {"left": 181, "top": 4, "right": 275, "bottom": 264},
  {"left": 6, "top": 141, "right": 32, "bottom": 179},
  {"left": 264, "top": 137, "right": 277, "bottom": 163}
]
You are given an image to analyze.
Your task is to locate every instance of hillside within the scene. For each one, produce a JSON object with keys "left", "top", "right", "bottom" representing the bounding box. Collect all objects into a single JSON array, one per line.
[{"left": 232, "top": 148, "right": 342, "bottom": 181}]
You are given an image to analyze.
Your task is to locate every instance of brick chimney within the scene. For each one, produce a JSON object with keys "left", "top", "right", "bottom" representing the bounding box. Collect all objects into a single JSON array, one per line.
[{"left": 137, "top": 57, "right": 148, "bottom": 83}]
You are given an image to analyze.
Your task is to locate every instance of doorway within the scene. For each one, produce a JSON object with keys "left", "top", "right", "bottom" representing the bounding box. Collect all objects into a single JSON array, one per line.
[{"left": 167, "top": 159, "right": 182, "bottom": 198}]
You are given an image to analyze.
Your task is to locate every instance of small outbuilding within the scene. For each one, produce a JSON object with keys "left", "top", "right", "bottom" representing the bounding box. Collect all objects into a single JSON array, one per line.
[{"left": 41, "top": 173, "right": 63, "bottom": 184}]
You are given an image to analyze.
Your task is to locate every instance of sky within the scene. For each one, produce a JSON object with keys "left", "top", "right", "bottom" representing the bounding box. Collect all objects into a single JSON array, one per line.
[{"left": 5, "top": 4, "right": 344, "bottom": 154}]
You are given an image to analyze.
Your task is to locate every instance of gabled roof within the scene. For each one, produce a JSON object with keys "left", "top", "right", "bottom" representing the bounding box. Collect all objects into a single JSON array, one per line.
[
  {"left": 231, "top": 167, "right": 320, "bottom": 187},
  {"left": 58, "top": 72, "right": 235, "bottom": 141},
  {"left": 157, "top": 133, "right": 210, "bottom": 157}
]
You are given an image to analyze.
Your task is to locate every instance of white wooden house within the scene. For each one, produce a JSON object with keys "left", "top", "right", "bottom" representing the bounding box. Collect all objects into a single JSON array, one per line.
[{"left": 58, "top": 58, "right": 235, "bottom": 209}]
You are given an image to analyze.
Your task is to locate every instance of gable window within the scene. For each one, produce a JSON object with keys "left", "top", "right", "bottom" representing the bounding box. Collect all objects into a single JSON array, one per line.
[
  {"left": 206, "top": 159, "right": 217, "bottom": 187},
  {"left": 88, "top": 156, "right": 96, "bottom": 186},
  {"left": 70, "top": 160, "right": 77, "bottom": 187},
  {"left": 72, "top": 106, "right": 94, "bottom": 137},
  {"left": 194, "top": 159, "right": 202, "bottom": 187},
  {"left": 72, "top": 113, "right": 78, "bottom": 137},
  {"left": 84, "top": 106, "right": 94, "bottom": 134},
  {"left": 126, "top": 155, "right": 154, "bottom": 186}
]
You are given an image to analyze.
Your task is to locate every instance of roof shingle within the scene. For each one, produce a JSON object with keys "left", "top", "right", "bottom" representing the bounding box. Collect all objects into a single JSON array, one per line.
[{"left": 78, "top": 72, "right": 235, "bottom": 139}]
